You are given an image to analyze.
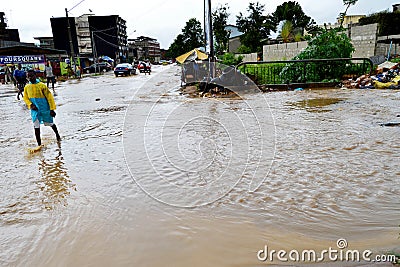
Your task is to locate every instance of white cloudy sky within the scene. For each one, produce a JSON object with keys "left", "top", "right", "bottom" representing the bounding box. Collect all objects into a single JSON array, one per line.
[{"left": 3, "top": 0, "right": 398, "bottom": 49}]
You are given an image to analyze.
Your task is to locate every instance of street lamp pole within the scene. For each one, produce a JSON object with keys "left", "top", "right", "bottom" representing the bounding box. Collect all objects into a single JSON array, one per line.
[{"left": 65, "top": 8, "right": 77, "bottom": 76}]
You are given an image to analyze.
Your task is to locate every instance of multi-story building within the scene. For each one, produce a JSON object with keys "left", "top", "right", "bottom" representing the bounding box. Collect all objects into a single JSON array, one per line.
[
  {"left": 50, "top": 16, "right": 79, "bottom": 56},
  {"left": 33, "top": 37, "right": 55, "bottom": 49},
  {"left": 51, "top": 14, "right": 128, "bottom": 63},
  {"left": 76, "top": 14, "right": 93, "bottom": 57},
  {"left": 320, "top": 14, "right": 366, "bottom": 30},
  {"left": 0, "top": 12, "right": 20, "bottom": 43},
  {"left": 336, "top": 15, "right": 366, "bottom": 27},
  {"left": 127, "top": 39, "right": 139, "bottom": 62},
  {"left": 130, "top": 36, "right": 160, "bottom": 62},
  {"left": 88, "top": 15, "right": 128, "bottom": 63}
]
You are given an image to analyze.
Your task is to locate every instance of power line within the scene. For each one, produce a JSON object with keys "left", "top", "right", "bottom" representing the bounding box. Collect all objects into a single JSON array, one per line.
[
  {"left": 92, "top": 32, "right": 120, "bottom": 49},
  {"left": 68, "top": 0, "right": 87, "bottom": 13},
  {"left": 91, "top": 27, "right": 117, "bottom": 38},
  {"left": 90, "top": 26, "right": 116, "bottom": 33}
]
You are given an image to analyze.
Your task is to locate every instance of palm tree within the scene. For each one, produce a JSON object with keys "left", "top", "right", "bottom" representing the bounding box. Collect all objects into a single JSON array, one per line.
[{"left": 281, "top": 20, "right": 293, "bottom": 43}]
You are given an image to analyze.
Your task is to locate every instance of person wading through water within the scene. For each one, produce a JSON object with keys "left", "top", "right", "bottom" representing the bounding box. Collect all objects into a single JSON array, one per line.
[
  {"left": 45, "top": 61, "right": 56, "bottom": 95},
  {"left": 23, "top": 69, "right": 61, "bottom": 146},
  {"left": 13, "top": 64, "right": 27, "bottom": 100}
]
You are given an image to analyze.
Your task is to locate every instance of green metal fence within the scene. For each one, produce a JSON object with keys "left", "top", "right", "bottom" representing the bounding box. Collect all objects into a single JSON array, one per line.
[{"left": 237, "top": 58, "right": 374, "bottom": 87}]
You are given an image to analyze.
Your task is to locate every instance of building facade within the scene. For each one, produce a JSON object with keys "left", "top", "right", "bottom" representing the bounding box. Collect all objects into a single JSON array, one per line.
[
  {"left": 76, "top": 14, "right": 93, "bottom": 57},
  {"left": 88, "top": 15, "right": 128, "bottom": 63},
  {"left": 337, "top": 15, "right": 366, "bottom": 27},
  {"left": 51, "top": 14, "right": 128, "bottom": 63},
  {"left": 50, "top": 16, "right": 79, "bottom": 56},
  {"left": 129, "top": 36, "right": 160, "bottom": 62},
  {"left": 33, "top": 37, "right": 55, "bottom": 49},
  {"left": 226, "top": 25, "right": 243, "bottom": 53}
]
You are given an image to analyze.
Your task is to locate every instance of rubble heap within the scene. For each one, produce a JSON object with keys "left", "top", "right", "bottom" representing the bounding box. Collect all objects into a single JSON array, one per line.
[{"left": 341, "top": 61, "right": 400, "bottom": 89}]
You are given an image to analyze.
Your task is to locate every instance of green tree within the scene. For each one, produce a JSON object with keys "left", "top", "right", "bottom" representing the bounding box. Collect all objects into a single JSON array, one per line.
[
  {"left": 212, "top": 4, "right": 230, "bottom": 55},
  {"left": 236, "top": 2, "right": 274, "bottom": 53},
  {"left": 339, "top": 0, "right": 358, "bottom": 27},
  {"left": 280, "top": 28, "right": 355, "bottom": 82},
  {"left": 280, "top": 20, "right": 293, "bottom": 43},
  {"left": 167, "top": 18, "right": 204, "bottom": 59},
  {"left": 296, "top": 28, "right": 354, "bottom": 59},
  {"left": 272, "top": 1, "right": 317, "bottom": 36},
  {"left": 359, "top": 10, "right": 400, "bottom": 36},
  {"left": 237, "top": 45, "right": 252, "bottom": 54},
  {"left": 166, "top": 34, "right": 185, "bottom": 59}
]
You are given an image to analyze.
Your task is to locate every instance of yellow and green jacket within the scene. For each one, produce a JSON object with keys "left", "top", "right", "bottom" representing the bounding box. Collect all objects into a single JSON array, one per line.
[{"left": 23, "top": 80, "right": 56, "bottom": 123}]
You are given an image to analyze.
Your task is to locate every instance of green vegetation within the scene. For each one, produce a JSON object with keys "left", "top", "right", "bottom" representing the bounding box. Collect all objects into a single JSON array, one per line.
[
  {"left": 236, "top": 2, "right": 275, "bottom": 53},
  {"left": 359, "top": 10, "right": 400, "bottom": 36},
  {"left": 170, "top": 0, "right": 368, "bottom": 85},
  {"left": 218, "top": 53, "right": 243, "bottom": 66},
  {"left": 168, "top": 1, "right": 321, "bottom": 57},
  {"left": 238, "top": 63, "right": 286, "bottom": 84},
  {"left": 279, "top": 28, "right": 355, "bottom": 83},
  {"left": 272, "top": 1, "right": 319, "bottom": 37},
  {"left": 281, "top": 21, "right": 293, "bottom": 43},
  {"left": 166, "top": 18, "right": 204, "bottom": 59},
  {"left": 390, "top": 57, "right": 400, "bottom": 63},
  {"left": 238, "top": 25, "right": 373, "bottom": 85},
  {"left": 339, "top": 0, "right": 358, "bottom": 27},
  {"left": 295, "top": 28, "right": 354, "bottom": 60},
  {"left": 212, "top": 4, "right": 230, "bottom": 55}
]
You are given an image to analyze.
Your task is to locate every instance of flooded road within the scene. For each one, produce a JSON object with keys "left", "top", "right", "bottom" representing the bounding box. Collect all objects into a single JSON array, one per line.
[{"left": 0, "top": 65, "right": 399, "bottom": 266}]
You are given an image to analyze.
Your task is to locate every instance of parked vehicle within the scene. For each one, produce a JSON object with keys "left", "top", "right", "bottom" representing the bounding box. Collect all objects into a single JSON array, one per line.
[
  {"left": 159, "top": 60, "right": 169, "bottom": 65},
  {"left": 84, "top": 62, "right": 112, "bottom": 73},
  {"left": 114, "top": 63, "right": 136, "bottom": 77}
]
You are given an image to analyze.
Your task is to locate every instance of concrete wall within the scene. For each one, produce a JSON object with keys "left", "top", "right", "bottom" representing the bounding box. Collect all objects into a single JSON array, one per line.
[
  {"left": 350, "top": 23, "right": 378, "bottom": 58},
  {"left": 238, "top": 53, "right": 258, "bottom": 62},
  {"left": 263, "top": 41, "right": 307, "bottom": 61},
  {"left": 262, "top": 23, "right": 381, "bottom": 60},
  {"left": 376, "top": 43, "right": 400, "bottom": 57}
]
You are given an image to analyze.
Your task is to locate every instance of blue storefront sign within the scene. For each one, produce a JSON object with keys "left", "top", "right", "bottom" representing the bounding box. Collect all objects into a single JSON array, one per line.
[
  {"left": 0, "top": 55, "right": 46, "bottom": 72},
  {"left": 0, "top": 55, "right": 45, "bottom": 64}
]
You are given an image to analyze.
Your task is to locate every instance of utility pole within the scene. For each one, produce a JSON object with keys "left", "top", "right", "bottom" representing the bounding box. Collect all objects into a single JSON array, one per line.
[
  {"left": 91, "top": 30, "right": 99, "bottom": 73},
  {"left": 65, "top": 8, "right": 76, "bottom": 76},
  {"left": 207, "top": 0, "right": 214, "bottom": 61},
  {"left": 205, "top": 0, "right": 215, "bottom": 78}
]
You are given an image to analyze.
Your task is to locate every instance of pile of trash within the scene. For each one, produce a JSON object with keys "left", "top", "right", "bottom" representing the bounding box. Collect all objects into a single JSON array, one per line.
[{"left": 341, "top": 61, "right": 400, "bottom": 89}]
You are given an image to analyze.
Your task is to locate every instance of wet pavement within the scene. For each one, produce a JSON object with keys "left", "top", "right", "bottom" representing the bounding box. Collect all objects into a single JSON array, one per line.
[{"left": 0, "top": 65, "right": 399, "bottom": 266}]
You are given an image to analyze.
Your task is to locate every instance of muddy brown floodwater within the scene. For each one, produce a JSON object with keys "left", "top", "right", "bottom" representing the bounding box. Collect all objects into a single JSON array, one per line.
[{"left": 0, "top": 65, "right": 399, "bottom": 266}]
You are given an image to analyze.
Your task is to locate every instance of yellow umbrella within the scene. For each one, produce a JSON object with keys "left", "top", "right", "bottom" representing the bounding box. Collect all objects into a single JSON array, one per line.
[{"left": 175, "top": 48, "right": 208, "bottom": 64}]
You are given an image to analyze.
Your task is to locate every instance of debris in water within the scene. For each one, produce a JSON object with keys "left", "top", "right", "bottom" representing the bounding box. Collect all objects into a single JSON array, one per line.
[{"left": 380, "top": 122, "right": 400, "bottom": 127}]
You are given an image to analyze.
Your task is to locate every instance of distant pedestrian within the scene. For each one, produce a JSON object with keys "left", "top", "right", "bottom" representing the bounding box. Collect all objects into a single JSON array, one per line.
[
  {"left": 13, "top": 64, "right": 27, "bottom": 100},
  {"left": 4, "top": 65, "right": 11, "bottom": 84},
  {"left": 10, "top": 65, "right": 16, "bottom": 86},
  {"left": 45, "top": 61, "right": 56, "bottom": 95},
  {"left": 23, "top": 69, "right": 60, "bottom": 146},
  {"left": 76, "top": 65, "right": 82, "bottom": 79},
  {"left": 144, "top": 61, "right": 151, "bottom": 75}
]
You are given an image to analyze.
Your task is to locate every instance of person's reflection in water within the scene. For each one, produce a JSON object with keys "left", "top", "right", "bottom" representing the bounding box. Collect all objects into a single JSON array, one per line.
[{"left": 37, "top": 144, "right": 75, "bottom": 210}]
